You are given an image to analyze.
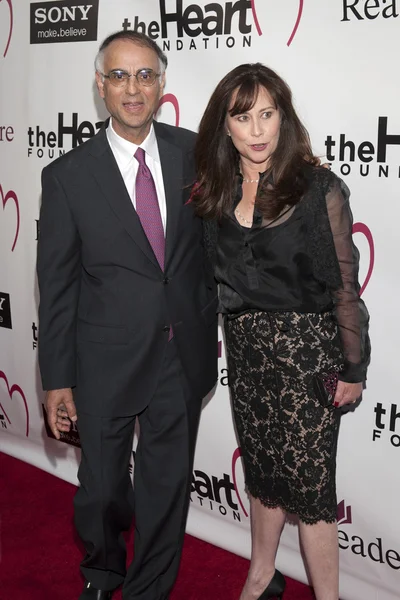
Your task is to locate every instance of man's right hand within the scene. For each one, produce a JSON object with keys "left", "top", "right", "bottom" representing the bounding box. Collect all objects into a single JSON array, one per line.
[{"left": 45, "top": 388, "right": 77, "bottom": 440}]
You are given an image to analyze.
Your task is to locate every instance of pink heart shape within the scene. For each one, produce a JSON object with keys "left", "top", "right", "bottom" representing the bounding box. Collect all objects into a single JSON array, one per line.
[
  {"left": 231, "top": 447, "right": 249, "bottom": 518},
  {"left": 250, "top": 0, "right": 263, "bottom": 36},
  {"left": 0, "top": 0, "right": 13, "bottom": 58},
  {"left": 156, "top": 94, "right": 180, "bottom": 127},
  {"left": 0, "top": 184, "right": 20, "bottom": 251},
  {"left": 287, "top": 0, "right": 304, "bottom": 46},
  {"left": 352, "top": 222, "right": 374, "bottom": 296},
  {"left": 0, "top": 370, "right": 29, "bottom": 437},
  {"left": 251, "top": 0, "right": 304, "bottom": 45}
]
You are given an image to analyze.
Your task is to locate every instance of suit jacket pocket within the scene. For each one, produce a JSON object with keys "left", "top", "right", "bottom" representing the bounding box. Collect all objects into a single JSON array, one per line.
[{"left": 77, "top": 320, "right": 128, "bottom": 345}]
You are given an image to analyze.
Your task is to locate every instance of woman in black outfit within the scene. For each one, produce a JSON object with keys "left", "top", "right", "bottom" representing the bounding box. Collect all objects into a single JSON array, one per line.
[{"left": 193, "top": 64, "right": 370, "bottom": 600}]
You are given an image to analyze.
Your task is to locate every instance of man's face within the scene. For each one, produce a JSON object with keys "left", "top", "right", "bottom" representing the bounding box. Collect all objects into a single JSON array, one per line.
[{"left": 96, "top": 39, "right": 165, "bottom": 144}]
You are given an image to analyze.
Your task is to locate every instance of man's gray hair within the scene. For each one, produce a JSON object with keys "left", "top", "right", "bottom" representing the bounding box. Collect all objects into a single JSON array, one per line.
[{"left": 94, "top": 30, "right": 168, "bottom": 76}]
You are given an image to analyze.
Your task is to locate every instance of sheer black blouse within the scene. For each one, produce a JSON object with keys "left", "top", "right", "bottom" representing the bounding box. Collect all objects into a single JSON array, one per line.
[
  {"left": 216, "top": 203, "right": 332, "bottom": 315},
  {"left": 211, "top": 169, "right": 370, "bottom": 384}
]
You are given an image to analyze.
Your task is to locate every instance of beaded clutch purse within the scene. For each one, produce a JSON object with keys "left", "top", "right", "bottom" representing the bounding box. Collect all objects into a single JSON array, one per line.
[{"left": 312, "top": 371, "right": 339, "bottom": 407}]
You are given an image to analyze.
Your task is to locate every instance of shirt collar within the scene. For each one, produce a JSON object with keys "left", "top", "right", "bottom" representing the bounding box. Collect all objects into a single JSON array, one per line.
[{"left": 106, "top": 119, "right": 160, "bottom": 168}]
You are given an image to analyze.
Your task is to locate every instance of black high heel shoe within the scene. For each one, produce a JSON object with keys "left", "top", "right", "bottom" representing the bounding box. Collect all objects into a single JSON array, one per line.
[{"left": 257, "top": 569, "right": 286, "bottom": 600}]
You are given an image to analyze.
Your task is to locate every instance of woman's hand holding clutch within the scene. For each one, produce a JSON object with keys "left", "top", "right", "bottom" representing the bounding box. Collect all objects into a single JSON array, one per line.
[{"left": 333, "top": 380, "right": 363, "bottom": 408}]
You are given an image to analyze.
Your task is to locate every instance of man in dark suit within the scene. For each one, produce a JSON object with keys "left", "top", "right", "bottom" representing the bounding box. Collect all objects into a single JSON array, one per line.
[{"left": 37, "top": 30, "right": 218, "bottom": 600}]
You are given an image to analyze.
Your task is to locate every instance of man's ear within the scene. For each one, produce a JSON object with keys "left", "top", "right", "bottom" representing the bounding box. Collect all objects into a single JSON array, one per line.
[{"left": 95, "top": 71, "right": 105, "bottom": 99}]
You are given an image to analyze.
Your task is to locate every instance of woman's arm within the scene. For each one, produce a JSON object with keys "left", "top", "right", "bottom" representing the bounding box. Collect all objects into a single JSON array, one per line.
[{"left": 325, "top": 177, "right": 371, "bottom": 390}]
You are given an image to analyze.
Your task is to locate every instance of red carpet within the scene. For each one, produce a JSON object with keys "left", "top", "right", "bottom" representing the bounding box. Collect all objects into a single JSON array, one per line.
[{"left": 0, "top": 452, "right": 315, "bottom": 599}]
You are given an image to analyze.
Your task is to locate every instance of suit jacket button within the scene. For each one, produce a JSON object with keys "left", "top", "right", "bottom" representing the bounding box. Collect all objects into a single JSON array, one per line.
[
  {"left": 163, "top": 277, "right": 170, "bottom": 284},
  {"left": 163, "top": 326, "right": 170, "bottom": 332}
]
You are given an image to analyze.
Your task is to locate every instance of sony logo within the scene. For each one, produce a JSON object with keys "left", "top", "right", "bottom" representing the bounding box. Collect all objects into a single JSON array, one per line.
[{"left": 34, "top": 5, "right": 93, "bottom": 25}]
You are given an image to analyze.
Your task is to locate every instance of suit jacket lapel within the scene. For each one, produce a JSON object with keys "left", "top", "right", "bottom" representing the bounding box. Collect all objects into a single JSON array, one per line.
[
  {"left": 154, "top": 122, "right": 184, "bottom": 269},
  {"left": 87, "top": 127, "right": 161, "bottom": 271}
]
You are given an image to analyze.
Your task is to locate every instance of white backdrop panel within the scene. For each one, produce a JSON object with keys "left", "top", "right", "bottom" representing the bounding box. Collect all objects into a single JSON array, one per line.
[{"left": 1, "top": 2, "right": 399, "bottom": 598}]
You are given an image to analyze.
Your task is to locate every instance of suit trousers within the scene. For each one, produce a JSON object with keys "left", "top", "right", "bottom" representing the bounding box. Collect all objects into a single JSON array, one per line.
[{"left": 73, "top": 339, "right": 201, "bottom": 599}]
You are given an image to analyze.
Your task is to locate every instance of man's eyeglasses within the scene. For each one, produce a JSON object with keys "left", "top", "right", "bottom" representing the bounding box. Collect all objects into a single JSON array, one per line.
[{"left": 101, "top": 68, "right": 161, "bottom": 88}]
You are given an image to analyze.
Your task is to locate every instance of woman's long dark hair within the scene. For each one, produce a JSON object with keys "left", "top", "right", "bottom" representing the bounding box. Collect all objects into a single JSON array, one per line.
[{"left": 193, "top": 63, "right": 319, "bottom": 220}]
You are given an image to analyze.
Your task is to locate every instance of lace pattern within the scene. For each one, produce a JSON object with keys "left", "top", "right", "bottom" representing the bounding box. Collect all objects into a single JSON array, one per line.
[{"left": 225, "top": 310, "right": 344, "bottom": 524}]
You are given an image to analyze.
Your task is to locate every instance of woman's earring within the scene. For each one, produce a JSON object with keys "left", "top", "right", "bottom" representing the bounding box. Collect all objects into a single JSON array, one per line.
[{"left": 227, "top": 131, "right": 231, "bottom": 137}]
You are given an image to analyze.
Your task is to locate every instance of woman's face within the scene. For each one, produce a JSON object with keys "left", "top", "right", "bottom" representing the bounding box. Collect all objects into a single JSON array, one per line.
[{"left": 226, "top": 86, "right": 281, "bottom": 171}]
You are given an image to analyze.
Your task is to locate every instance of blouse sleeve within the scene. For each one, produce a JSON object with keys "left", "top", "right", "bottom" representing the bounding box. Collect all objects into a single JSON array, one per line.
[{"left": 325, "top": 177, "right": 371, "bottom": 383}]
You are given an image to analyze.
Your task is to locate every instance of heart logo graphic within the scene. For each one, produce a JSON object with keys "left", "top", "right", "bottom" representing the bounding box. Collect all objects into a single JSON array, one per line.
[
  {"left": 0, "top": 184, "right": 20, "bottom": 251},
  {"left": 0, "top": 370, "right": 29, "bottom": 437},
  {"left": 250, "top": 0, "right": 263, "bottom": 36},
  {"left": 352, "top": 222, "right": 374, "bottom": 296},
  {"left": 0, "top": 0, "right": 13, "bottom": 58},
  {"left": 231, "top": 447, "right": 249, "bottom": 518},
  {"left": 156, "top": 94, "right": 180, "bottom": 127},
  {"left": 251, "top": 0, "right": 304, "bottom": 46},
  {"left": 287, "top": 0, "right": 304, "bottom": 46}
]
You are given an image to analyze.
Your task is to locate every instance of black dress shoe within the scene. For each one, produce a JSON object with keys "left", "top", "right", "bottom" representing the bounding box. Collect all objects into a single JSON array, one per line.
[{"left": 79, "top": 581, "right": 113, "bottom": 599}]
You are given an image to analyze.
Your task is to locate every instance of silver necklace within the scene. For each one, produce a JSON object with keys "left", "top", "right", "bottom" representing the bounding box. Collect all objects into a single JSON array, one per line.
[
  {"left": 242, "top": 178, "right": 259, "bottom": 183},
  {"left": 235, "top": 208, "right": 252, "bottom": 225}
]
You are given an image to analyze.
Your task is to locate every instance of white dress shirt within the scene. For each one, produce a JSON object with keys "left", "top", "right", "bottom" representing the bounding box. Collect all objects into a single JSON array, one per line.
[{"left": 106, "top": 119, "right": 167, "bottom": 233}]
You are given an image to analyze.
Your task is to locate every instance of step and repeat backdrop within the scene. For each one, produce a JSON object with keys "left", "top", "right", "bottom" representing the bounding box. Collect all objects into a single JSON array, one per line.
[{"left": 0, "top": 1, "right": 399, "bottom": 598}]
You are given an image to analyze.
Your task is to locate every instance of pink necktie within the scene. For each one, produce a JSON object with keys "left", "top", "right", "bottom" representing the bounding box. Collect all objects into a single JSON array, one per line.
[
  {"left": 134, "top": 148, "right": 172, "bottom": 339},
  {"left": 134, "top": 148, "right": 165, "bottom": 270}
]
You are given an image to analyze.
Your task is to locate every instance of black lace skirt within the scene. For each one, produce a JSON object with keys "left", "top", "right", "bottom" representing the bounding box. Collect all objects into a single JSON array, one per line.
[{"left": 224, "top": 310, "right": 344, "bottom": 524}]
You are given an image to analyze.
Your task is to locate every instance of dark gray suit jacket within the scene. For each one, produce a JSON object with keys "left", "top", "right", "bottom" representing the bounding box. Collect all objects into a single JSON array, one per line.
[{"left": 37, "top": 121, "right": 218, "bottom": 417}]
